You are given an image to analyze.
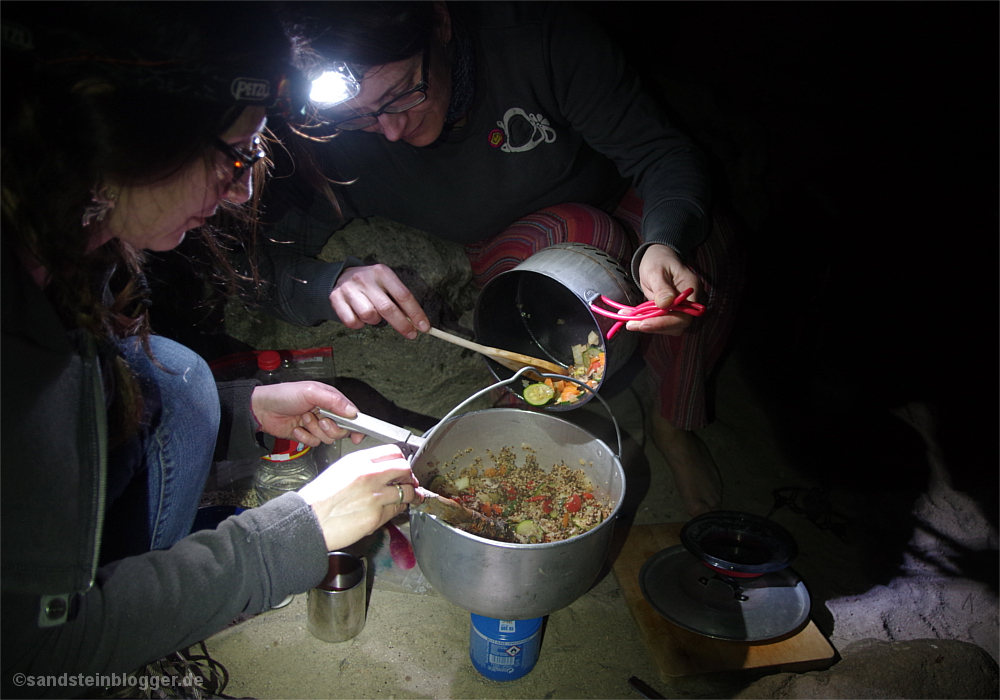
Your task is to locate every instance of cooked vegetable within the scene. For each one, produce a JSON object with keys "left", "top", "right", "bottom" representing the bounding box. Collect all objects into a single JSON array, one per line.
[
  {"left": 515, "top": 520, "right": 543, "bottom": 541},
  {"left": 425, "top": 444, "right": 613, "bottom": 544},
  {"left": 514, "top": 332, "right": 605, "bottom": 407},
  {"left": 523, "top": 382, "right": 556, "bottom": 406}
]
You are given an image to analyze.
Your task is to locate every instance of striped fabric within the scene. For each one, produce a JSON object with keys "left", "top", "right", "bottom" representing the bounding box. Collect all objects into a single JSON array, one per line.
[
  {"left": 464, "top": 192, "right": 743, "bottom": 430},
  {"left": 464, "top": 203, "right": 638, "bottom": 282}
]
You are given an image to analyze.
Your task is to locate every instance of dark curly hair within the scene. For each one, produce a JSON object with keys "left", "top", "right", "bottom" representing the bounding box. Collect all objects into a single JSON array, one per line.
[{"left": 277, "top": 1, "right": 435, "bottom": 73}]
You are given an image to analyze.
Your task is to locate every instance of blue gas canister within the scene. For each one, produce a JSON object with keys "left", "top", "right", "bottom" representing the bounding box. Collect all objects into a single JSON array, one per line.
[{"left": 469, "top": 614, "right": 543, "bottom": 681}]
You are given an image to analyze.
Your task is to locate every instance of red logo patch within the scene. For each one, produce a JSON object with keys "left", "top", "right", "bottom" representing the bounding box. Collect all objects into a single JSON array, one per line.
[{"left": 488, "top": 128, "right": 506, "bottom": 148}]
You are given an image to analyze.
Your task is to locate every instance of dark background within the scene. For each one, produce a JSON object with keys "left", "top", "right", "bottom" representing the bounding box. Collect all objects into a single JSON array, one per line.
[{"left": 583, "top": 2, "right": 998, "bottom": 551}]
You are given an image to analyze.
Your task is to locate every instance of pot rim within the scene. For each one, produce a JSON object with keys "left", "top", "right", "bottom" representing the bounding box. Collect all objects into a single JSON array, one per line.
[{"left": 409, "top": 508, "right": 618, "bottom": 548}]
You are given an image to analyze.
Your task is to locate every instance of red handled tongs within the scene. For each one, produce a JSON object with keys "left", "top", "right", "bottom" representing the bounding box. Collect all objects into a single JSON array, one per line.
[{"left": 589, "top": 287, "right": 706, "bottom": 340}]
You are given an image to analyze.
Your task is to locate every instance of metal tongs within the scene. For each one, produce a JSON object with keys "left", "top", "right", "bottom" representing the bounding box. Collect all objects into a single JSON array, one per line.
[{"left": 589, "top": 287, "right": 706, "bottom": 340}]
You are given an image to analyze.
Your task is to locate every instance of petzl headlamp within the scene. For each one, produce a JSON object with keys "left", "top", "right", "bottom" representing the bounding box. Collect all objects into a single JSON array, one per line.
[{"left": 1, "top": 16, "right": 312, "bottom": 124}]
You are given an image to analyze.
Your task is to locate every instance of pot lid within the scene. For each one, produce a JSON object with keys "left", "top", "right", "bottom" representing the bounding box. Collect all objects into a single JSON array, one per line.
[
  {"left": 639, "top": 545, "right": 811, "bottom": 642},
  {"left": 680, "top": 510, "right": 798, "bottom": 575}
]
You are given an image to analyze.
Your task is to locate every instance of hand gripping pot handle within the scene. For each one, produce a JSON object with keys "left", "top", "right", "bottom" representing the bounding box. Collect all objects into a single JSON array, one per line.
[{"left": 316, "top": 410, "right": 427, "bottom": 458}]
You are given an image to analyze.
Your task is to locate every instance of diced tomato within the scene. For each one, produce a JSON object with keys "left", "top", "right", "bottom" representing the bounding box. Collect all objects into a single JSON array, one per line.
[
  {"left": 527, "top": 495, "right": 548, "bottom": 502},
  {"left": 542, "top": 499, "right": 553, "bottom": 514},
  {"left": 581, "top": 492, "right": 594, "bottom": 500},
  {"left": 566, "top": 494, "right": 583, "bottom": 513}
]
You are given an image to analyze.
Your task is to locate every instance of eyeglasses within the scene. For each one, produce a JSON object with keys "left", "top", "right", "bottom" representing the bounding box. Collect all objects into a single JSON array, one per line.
[
  {"left": 213, "top": 136, "right": 266, "bottom": 185},
  {"left": 329, "top": 45, "right": 429, "bottom": 131}
]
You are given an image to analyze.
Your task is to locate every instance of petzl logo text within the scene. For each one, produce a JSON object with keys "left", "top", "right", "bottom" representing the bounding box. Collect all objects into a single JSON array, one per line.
[{"left": 231, "top": 78, "right": 271, "bottom": 101}]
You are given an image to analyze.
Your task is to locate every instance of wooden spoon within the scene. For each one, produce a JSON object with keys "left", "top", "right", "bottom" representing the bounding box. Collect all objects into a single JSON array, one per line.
[
  {"left": 414, "top": 487, "right": 518, "bottom": 543},
  {"left": 427, "top": 327, "right": 566, "bottom": 377}
]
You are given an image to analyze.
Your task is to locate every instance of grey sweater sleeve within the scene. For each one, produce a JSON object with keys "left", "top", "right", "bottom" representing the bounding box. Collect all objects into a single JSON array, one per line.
[{"left": 3, "top": 493, "right": 328, "bottom": 692}]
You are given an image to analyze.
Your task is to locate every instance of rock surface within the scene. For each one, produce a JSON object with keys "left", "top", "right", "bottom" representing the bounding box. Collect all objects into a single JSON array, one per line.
[
  {"left": 735, "top": 639, "right": 998, "bottom": 699},
  {"left": 227, "top": 217, "right": 497, "bottom": 422}
]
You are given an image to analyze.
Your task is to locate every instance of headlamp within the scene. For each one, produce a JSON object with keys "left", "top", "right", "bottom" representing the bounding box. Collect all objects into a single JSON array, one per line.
[
  {"left": 309, "top": 61, "right": 361, "bottom": 108},
  {"left": 1, "top": 16, "right": 314, "bottom": 124}
]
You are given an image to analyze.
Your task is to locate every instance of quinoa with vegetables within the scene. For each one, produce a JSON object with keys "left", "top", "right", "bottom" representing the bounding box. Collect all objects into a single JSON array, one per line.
[{"left": 425, "top": 445, "right": 613, "bottom": 544}]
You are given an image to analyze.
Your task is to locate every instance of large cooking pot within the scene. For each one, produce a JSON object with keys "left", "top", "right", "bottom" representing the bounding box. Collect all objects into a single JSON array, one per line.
[
  {"left": 474, "top": 243, "right": 643, "bottom": 409},
  {"left": 322, "top": 369, "right": 626, "bottom": 619}
]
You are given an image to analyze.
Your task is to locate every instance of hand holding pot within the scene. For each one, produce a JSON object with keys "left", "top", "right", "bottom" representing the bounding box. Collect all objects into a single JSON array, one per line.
[
  {"left": 632, "top": 244, "right": 703, "bottom": 337},
  {"left": 299, "top": 444, "right": 421, "bottom": 552},
  {"left": 251, "top": 380, "right": 365, "bottom": 447}
]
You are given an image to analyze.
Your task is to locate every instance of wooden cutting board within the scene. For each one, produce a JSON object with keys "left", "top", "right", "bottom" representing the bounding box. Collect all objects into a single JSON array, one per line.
[{"left": 612, "top": 522, "right": 836, "bottom": 679}]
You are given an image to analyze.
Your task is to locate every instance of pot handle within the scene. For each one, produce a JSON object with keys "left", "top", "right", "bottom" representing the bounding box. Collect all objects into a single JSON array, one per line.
[
  {"left": 315, "top": 409, "right": 425, "bottom": 457},
  {"left": 428, "top": 367, "right": 623, "bottom": 460}
]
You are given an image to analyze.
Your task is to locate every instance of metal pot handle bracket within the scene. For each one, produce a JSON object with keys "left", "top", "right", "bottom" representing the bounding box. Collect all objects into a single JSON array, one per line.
[
  {"left": 428, "top": 367, "right": 623, "bottom": 460},
  {"left": 318, "top": 366, "right": 622, "bottom": 460}
]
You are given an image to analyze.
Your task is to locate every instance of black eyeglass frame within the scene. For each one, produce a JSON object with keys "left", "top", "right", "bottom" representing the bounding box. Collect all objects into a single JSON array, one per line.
[
  {"left": 329, "top": 44, "right": 430, "bottom": 131},
  {"left": 213, "top": 136, "right": 266, "bottom": 185}
]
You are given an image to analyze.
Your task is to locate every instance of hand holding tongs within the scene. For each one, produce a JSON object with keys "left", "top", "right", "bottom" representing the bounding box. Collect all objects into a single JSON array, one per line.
[{"left": 589, "top": 287, "right": 706, "bottom": 340}]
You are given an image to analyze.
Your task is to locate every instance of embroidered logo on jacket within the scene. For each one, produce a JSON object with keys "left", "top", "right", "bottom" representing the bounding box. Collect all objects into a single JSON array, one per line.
[{"left": 490, "top": 107, "right": 556, "bottom": 152}]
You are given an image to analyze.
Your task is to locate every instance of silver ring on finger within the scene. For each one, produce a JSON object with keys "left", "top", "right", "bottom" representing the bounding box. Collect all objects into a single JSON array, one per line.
[{"left": 396, "top": 484, "right": 405, "bottom": 505}]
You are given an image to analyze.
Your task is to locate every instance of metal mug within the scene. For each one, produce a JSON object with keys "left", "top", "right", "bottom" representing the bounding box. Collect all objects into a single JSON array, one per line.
[{"left": 307, "top": 552, "right": 367, "bottom": 643}]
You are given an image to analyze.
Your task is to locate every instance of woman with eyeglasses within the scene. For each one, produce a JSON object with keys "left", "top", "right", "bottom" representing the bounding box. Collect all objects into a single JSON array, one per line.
[
  {"left": 253, "top": 1, "right": 745, "bottom": 519},
  {"left": 1, "top": 2, "right": 420, "bottom": 690}
]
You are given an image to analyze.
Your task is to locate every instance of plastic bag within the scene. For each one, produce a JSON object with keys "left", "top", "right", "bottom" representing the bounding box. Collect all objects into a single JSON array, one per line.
[{"left": 362, "top": 515, "right": 435, "bottom": 596}]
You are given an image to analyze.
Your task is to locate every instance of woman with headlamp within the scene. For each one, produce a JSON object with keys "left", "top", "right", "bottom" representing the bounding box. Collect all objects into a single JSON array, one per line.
[
  {"left": 1, "top": 3, "right": 420, "bottom": 690},
  {"left": 257, "top": 1, "right": 744, "bottom": 518}
]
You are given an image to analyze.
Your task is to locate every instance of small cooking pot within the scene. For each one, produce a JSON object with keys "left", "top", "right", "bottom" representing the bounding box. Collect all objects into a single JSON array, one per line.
[
  {"left": 322, "top": 369, "right": 626, "bottom": 619},
  {"left": 680, "top": 511, "right": 798, "bottom": 579},
  {"left": 474, "top": 243, "right": 642, "bottom": 409}
]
